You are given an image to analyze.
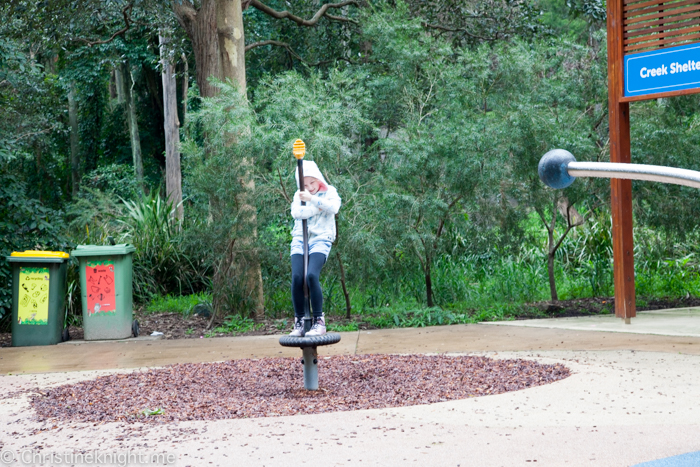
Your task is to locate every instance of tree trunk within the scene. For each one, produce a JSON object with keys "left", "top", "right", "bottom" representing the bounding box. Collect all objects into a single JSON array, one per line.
[
  {"left": 172, "top": 0, "right": 264, "bottom": 320},
  {"left": 547, "top": 251, "right": 558, "bottom": 301},
  {"left": 68, "top": 85, "right": 80, "bottom": 198},
  {"left": 216, "top": 0, "right": 246, "bottom": 94},
  {"left": 425, "top": 258, "right": 434, "bottom": 307},
  {"left": 240, "top": 173, "right": 265, "bottom": 321},
  {"left": 160, "top": 34, "right": 184, "bottom": 221},
  {"left": 336, "top": 250, "right": 351, "bottom": 319},
  {"left": 114, "top": 67, "right": 125, "bottom": 104},
  {"left": 121, "top": 62, "right": 145, "bottom": 192},
  {"left": 547, "top": 213, "right": 559, "bottom": 301},
  {"left": 172, "top": 0, "right": 248, "bottom": 99},
  {"left": 181, "top": 52, "right": 189, "bottom": 131},
  {"left": 109, "top": 69, "right": 118, "bottom": 101}
]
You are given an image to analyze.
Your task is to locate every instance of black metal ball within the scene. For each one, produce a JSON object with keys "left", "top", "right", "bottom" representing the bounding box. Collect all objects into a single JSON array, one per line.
[{"left": 538, "top": 149, "right": 577, "bottom": 189}]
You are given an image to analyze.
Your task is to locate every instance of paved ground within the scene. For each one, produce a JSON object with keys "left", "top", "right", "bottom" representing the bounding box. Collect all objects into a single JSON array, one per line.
[
  {"left": 484, "top": 308, "right": 700, "bottom": 337},
  {"left": 1, "top": 312, "right": 700, "bottom": 466}
]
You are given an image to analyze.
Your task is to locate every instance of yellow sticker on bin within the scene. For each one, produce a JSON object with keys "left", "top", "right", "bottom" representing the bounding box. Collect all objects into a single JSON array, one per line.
[
  {"left": 18, "top": 267, "right": 50, "bottom": 325},
  {"left": 11, "top": 251, "right": 69, "bottom": 259}
]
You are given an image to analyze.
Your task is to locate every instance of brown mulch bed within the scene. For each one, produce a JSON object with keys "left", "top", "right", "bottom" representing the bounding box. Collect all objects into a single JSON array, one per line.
[
  {"left": 28, "top": 355, "right": 570, "bottom": 423},
  {"left": 134, "top": 312, "right": 213, "bottom": 339}
]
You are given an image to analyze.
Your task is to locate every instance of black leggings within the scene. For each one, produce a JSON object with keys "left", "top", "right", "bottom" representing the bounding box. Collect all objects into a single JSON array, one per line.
[{"left": 291, "top": 253, "right": 326, "bottom": 318}]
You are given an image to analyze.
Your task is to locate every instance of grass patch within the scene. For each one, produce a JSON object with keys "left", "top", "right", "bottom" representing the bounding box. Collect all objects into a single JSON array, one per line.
[
  {"left": 144, "top": 292, "right": 212, "bottom": 316},
  {"left": 207, "top": 315, "right": 262, "bottom": 337},
  {"left": 327, "top": 321, "right": 360, "bottom": 332}
]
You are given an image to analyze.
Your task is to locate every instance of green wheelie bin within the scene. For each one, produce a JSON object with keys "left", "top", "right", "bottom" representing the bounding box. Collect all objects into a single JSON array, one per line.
[
  {"left": 7, "top": 250, "right": 69, "bottom": 347},
  {"left": 71, "top": 244, "right": 138, "bottom": 340}
]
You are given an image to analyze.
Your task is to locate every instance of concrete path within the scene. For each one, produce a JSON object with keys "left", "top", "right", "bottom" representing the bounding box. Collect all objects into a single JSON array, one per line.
[
  {"left": 1, "top": 320, "right": 700, "bottom": 466},
  {"left": 2, "top": 324, "right": 700, "bottom": 374},
  {"left": 484, "top": 308, "right": 700, "bottom": 338}
]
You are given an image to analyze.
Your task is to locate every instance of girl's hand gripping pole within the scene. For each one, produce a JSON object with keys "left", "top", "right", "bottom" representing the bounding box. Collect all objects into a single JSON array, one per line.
[{"left": 293, "top": 139, "right": 312, "bottom": 333}]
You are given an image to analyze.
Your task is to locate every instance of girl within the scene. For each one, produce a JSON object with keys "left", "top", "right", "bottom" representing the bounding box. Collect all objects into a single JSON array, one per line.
[{"left": 289, "top": 160, "right": 341, "bottom": 336}]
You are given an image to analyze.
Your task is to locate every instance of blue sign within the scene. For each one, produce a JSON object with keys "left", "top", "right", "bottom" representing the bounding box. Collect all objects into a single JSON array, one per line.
[{"left": 625, "top": 42, "right": 700, "bottom": 97}]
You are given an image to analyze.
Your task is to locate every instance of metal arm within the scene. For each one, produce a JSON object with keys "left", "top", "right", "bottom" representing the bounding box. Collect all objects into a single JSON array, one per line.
[
  {"left": 538, "top": 148, "right": 700, "bottom": 190},
  {"left": 567, "top": 161, "right": 700, "bottom": 190}
]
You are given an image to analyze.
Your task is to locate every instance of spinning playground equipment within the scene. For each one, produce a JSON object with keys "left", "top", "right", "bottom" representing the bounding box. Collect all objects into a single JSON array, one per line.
[
  {"left": 538, "top": 148, "right": 700, "bottom": 323},
  {"left": 279, "top": 139, "right": 341, "bottom": 390},
  {"left": 538, "top": 149, "right": 700, "bottom": 191}
]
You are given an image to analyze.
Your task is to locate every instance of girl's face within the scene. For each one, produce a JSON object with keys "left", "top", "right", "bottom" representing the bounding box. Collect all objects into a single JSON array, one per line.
[{"left": 304, "top": 177, "right": 321, "bottom": 195}]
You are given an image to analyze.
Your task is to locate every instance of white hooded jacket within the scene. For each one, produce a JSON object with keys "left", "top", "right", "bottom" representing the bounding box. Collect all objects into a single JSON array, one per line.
[{"left": 290, "top": 160, "right": 341, "bottom": 243}]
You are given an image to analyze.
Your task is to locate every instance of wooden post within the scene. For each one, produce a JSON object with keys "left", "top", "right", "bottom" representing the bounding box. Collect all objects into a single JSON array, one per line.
[{"left": 607, "top": 0, "right": 636, "bottom": 322}]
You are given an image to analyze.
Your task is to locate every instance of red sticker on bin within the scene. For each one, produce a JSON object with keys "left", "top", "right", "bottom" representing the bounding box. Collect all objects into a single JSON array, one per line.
[{"left": 86, "top": 260, "right": 116, "bottom": 315}]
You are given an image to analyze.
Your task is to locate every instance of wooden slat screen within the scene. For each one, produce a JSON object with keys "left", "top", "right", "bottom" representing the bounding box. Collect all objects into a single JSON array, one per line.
[{"left": 624, "top": 0, "right": 700, "bottom": 52}]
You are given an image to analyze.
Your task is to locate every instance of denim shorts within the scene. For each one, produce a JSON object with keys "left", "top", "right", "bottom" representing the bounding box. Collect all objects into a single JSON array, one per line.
[{"left": 290, "top": 237, "right": 332, "bottom": 257}]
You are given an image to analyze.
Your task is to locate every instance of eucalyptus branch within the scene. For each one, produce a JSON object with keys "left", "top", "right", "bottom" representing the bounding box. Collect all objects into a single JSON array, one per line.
[
  {"left": 9, "top": 128, "right": 52, "bottom": 142},
  {"left": 245, "top": 40, "right": 290, "bottom": 52},
  {"left": 551, "top": 200, "right": 584, "bottom": 254},
  {"left": 410, "top": 224, "right": 428, "bottom": 271},
  {"left": 277, "top": 167, "right": 291, "bottom": 203},
  {"left": 434, "top": 194, "right": 463, "bottom": 248},
  {"left": 421, "top": 22, "right": 492, "bottom": 42},
  {"left": 325, "top": 14, "right": 358, "bottom": 24},
  {"left": 245, "top": 40, "right": 354, "bottom": 66},
  {"left": 552, "top": 223, "right": 575, "bottom": 255},
  {"left": 73, "top": 2, "right": 134, "bottom": 47},
  {"left": 171, "top": 0, "right": 196, "bottom": 38},
  {"left": 250, "top": 0, "right": 359, "bottom": 26},
  {"left": 535, "top": 206, "right": 551, "bottom": 234}
]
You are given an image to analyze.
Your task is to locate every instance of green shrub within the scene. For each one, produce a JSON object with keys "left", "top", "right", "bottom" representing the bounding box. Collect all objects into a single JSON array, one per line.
[
  {"left": 67, "top": 191, "right": 209, "bottom": 305},
  {"left": 121, "top": 193, "right": 208, "bottom": 301},
  {"left": 0, "top": 175, "right": 69, "bottom": 328},
  {"left": 80, "top": 164, "right": 142, "bottom": 201}
]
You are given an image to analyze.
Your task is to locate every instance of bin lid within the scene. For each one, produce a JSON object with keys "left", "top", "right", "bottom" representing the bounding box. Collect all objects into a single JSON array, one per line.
[
  {"left": 70, "top": 244, "right": 136, "bottom": 257},
  {"left": 7, "top": 250, "right": 69, "bottom": 263}
]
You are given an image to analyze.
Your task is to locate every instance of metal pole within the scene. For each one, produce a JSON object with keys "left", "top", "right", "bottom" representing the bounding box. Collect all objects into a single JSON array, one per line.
[
  {"left": 296, "top": 158, "right": 312, "bottom": 334},
  {"left": 538, "top": 150, "right": 700, "bottom": 191},
  {"left": 293, "top": 139, "right": 319, "bottom": 390},
  {"left": 567, "top": 161, "right": 700, "bottom": 190},
  {"left": 293, "top": 139, "right": 312, "bottom": 335},
  {"left": 302, "top": 346, "right": 318, "bottom": 390}
]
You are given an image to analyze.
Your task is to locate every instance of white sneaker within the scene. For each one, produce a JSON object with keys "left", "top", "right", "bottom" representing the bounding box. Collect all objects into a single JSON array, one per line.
[
  {"left": 289, "top": 317, "right": 304, "bottom": 337},
  {"left": 305, "top": 314, "right": 326, "bottom": 336}
]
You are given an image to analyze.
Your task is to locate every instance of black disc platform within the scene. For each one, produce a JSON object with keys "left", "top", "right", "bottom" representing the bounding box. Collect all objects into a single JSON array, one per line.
[{"left": 279, "top": 333, "right": 341, "bottom": 348}]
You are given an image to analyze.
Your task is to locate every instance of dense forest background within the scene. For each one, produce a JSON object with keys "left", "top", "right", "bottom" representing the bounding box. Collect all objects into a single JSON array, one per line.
[{"left": 3, "top": 0, "right": 700, "bottom": 332}]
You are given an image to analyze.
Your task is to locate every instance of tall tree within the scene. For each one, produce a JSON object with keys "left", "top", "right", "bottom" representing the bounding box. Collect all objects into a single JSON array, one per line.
[
  {"left": 120, "top": 62, "right": 145, "bottom": 192},
  {"left": 160, "top": 33, "right": 183, "bottom": 220},
  {"left": 68, "top": 85, "right": 81, "bottom": 197},
  {"left": 171, "top": 0, "right": 358, "bottom": 320},
  {"left": 171, "top": 0, "right": 247, "bottom": 98},
  {"left": 171, "top": 0, "right": 359, "bottom": 97},
  {"left": 171, "top": 0, "right": 256, "bottom": 319}
]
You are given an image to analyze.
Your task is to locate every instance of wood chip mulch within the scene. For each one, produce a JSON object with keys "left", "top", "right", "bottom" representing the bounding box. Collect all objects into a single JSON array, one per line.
[{"left": 29, "top": 355, "right": 570, "bottom": 424}]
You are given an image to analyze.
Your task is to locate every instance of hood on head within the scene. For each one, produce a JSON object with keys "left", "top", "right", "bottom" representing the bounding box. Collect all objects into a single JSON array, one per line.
[{"left": 294, "top": 160, "right": 328, "bottom": 192}]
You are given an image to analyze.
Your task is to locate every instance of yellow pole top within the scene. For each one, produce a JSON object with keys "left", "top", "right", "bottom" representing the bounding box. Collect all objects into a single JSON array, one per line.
[{"left": 293, "top": 139, "right": 306, "bottom": 160}]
